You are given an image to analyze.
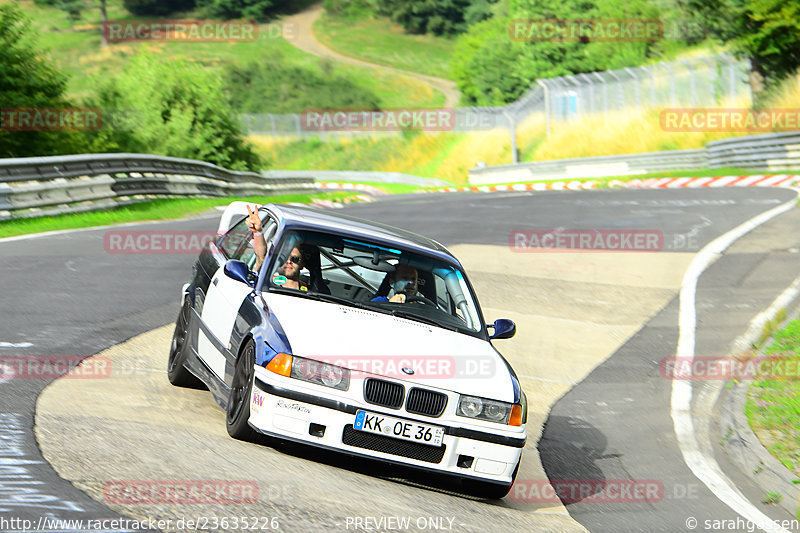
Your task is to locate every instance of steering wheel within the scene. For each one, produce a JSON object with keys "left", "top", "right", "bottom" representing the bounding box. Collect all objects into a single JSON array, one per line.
[{"left": 405, "top": 295, "right": 436, "bottom": 307}]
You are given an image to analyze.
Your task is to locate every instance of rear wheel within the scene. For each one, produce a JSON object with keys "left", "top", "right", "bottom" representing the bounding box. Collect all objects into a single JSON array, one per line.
[
  {"left": 167, "top": 298, "right": 203, "bottom": 388},
  {"left": 226, "top": 339, "right": 258, "bottom": 441}
]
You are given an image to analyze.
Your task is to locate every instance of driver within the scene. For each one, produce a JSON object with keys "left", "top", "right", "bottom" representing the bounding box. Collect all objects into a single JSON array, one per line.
[{"left": 372, "top": 265, "right": 419, "bottom": 303}]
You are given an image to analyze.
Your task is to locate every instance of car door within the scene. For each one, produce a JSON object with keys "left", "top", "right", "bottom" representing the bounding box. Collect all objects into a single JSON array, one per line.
[{"left": 197, "top": 215, "right": 273, "bottom": 381}]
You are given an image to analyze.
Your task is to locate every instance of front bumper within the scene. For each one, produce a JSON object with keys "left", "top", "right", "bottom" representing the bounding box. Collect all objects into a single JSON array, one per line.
[{"left": 249, "top": 371, "right": 525, "bottom": 485}]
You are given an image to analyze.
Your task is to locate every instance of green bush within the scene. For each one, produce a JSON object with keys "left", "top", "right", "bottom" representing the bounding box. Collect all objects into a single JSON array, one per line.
[
  {"left": 452, "top": 0, "right": 659, "bottom": 105},
  {"left": 123, "top": 0, "right": 197, "bottom": 16},
  {"left": 225, "top": 56, "right": 381, "bottom": 113},
  {"left": 0, "top": 4, "right": 91, "bottom": 157},
  {"left": 91, "top": 53, "right": 263, "bottom": 170}
]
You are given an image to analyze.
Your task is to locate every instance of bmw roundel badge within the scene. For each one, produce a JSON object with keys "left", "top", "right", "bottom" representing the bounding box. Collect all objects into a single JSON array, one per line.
[{"left": 402, "top": 367, "right": 415, "bottom": 375}]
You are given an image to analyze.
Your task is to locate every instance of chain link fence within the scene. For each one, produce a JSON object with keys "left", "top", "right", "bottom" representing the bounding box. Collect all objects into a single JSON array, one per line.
[{"left": 241, "top": 54, "right": 752, "bottom": 144}]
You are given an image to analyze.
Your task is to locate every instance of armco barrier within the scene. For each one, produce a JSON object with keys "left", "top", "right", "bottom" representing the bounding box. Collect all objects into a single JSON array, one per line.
[
  {"left": 469, "top": 131, "right": 800, "bottom": 185},
  {"left": 707, "top": 131, "right": 800, "bottom": 170},
  {"left": 0, "top": 153, "right": 315, "bottom": 221}
]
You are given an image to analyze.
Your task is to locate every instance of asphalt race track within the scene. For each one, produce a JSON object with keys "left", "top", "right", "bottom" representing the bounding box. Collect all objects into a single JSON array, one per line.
[{"left": 2, "top": 187, "right": 799, "bottom": 532}]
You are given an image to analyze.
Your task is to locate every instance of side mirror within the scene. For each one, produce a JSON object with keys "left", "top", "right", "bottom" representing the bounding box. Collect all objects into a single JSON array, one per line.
[
  {"left": 224, "top": 260, "right": 253, "bottom": 287},
  {"left": 488, "top": 318, "right": 516, "bottom": 340}
]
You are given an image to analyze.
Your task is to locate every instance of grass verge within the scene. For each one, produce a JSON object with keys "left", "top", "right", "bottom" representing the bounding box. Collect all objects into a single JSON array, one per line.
[
  {"left": 313, "top": 12, "right": 456, "bottom": 80},
  {"left": 19, "top": 0, "right": 442, "bottom": 109},
  {"left": 0, "top": 191, "right": 357, "bottom": 239},
  {"left": 745, "top": 317, "right": 800, "bottom": 477}
]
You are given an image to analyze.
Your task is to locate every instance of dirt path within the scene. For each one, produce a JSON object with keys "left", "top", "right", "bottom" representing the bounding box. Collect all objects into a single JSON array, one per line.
[{"left": 282, "top": 4, "right": 460, "bottom": 108}]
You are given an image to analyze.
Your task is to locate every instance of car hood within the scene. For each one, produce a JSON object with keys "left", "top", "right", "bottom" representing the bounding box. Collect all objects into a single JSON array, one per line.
[{"left": 263, "top": 293, "right": 515, "bottom": 402}]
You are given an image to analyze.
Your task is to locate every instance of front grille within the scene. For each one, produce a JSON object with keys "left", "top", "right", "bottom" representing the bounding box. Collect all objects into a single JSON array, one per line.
[
  {"left": 364, "top": 378, "right": 405, "bottom": 409},
  {"left": 342, "top": 425, "right": 446, "bottom": 463},
  {"left": 406, "top": 388, "right": 447, "bottom": 417}
]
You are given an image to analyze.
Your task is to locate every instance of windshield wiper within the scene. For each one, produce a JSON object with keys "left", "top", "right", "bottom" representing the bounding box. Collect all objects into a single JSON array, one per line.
[
  {"left": 390, "top": 309, "right": 458, "bottom": 332},
  {"left": 312, "top": 293, "right": 392, "bottom": 315}
]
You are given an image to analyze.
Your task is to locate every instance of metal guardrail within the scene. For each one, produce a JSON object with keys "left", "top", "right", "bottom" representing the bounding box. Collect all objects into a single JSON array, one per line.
[
  {"left": 469, "top": 131, "right": 800, "bottom": 185},
  {"left": 261, "top": 170, "right": 449, "bottom": 187},
  {"left": 0, "top": 153, "right": 315, "bottom": 221},
  {"left": 707, "top": 131, "right": 800, "bottom": 170}
]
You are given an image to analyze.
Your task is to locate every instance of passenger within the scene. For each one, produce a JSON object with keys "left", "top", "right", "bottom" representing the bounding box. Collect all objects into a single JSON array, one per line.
[
  {"left": 373, "top": 264, "right": 419, "bottom": 303},
  {"left": 246, "top": 204, "right": 307, "bottom": 290}
]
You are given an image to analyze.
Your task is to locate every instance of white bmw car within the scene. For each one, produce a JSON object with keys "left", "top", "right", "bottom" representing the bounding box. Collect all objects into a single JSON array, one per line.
[{"left": 168, "top": 202, "right": 527, "bottom": 498}]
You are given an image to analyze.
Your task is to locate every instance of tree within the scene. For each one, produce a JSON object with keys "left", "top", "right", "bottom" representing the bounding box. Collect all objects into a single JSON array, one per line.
[
  {"left": 200, "top": 0, "right": 273, "bottom": 19},
  {"left": 0, "top": 4, "right": 88, "bottom": 157},
  {"left": 452, "top": 0, "right": 659, "bottom": 105},
  {"left": 729, "top": 0, "right": 800, "bottom": 91},
  {"left": 377, "top": 0, "right": 488, "bottom": 35},
  {"left": 91, "top": 53, "right": 263, "bottom": 170},
  {"left": 122, "top": 0, "right": 196, "bottom": 16},
  {"left": 225, "top": 56, "right": 381, "bottom": 113}
]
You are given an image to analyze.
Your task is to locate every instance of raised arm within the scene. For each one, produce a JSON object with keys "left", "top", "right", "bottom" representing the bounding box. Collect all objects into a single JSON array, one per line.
[{"left": 246, "top": 205, "right": 267, "bottom": 270}]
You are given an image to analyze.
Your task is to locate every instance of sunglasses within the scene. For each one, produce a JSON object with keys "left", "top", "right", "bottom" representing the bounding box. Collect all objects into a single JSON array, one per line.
[{"left": 287, "top": 254, "right": 302, "bottom": 265}]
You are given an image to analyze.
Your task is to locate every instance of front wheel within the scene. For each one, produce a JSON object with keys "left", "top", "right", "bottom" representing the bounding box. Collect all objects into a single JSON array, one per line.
[
  {"left": 226, "top": 339, "right": 258, "bottom": 441},
  {"left": 167, "top": 298, "right": 203, "bottom": 388}
]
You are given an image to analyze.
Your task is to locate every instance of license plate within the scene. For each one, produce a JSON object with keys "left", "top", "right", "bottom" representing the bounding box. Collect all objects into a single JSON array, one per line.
[{"left": 354, "top": 410, "right": 444, "bottom": 447}]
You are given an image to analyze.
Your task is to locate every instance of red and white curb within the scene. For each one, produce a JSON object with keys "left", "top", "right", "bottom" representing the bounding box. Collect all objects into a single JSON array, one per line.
[
  {"left": 625, "top": 174, "right": 800, "bottom": 189},
  {"left": 418, "top": 174, "right": 800, "bottom": 193},
  {"left": 316, "top": 182, "right": 387, "bottom": 195}
]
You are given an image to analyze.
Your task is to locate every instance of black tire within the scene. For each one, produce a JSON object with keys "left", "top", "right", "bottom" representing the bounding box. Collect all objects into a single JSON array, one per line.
[
  {"left": 167, "top": 297, "right": 204, "bottom": 388},
  {"left": 226, "top": 339, "right": 258, "bottom": 441},
  {"left": 462, "top": 462, "right": 519, "bottom": 499}
]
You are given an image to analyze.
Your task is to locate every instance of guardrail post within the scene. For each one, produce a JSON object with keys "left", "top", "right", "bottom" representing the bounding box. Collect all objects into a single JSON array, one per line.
[
  {"left": 579, "top": 74, "right": 594, "bottom": 114},
  {"left": 593, "top": 72, "right": 608, "bottom": 115},
  {"left": 660, "top": 61, "right": 677, "bottom": 105},
  {"left": 536, "top": 80, "right": 550, "bottom": 138},
  {"left": 700, "top": 56, "right": 716, "bottom": 104},
  {"left": 680, "top": 59, "right": 696, "bottom": 107},
  {"left": 503, "top": 111, "right": 519, "bottom": 164},
  {"left": 721, "top": 53, "right": 736, "bottom": 102},
  {"left": 625, "top": 67, "right": 640, "bottom": 108},
  {"left": 609, "top": 70, "right": 624, "bottom": 110},
  {"left": 0, "top": 183, "right": 12, "bottom": 211}
]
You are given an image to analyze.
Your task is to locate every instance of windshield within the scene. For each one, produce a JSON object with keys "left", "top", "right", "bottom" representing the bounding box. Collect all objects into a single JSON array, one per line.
[{"left": 264, "top": 230, "right": 484, "bottom": 336}]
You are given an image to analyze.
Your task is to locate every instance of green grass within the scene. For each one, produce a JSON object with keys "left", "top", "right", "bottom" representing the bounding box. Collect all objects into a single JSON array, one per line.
[
  {"left": 19, "top": 0, "right": 442, "bottom": 109},
  {"left": 745, "top": 318, "right": 800, "bottom": 476},
  {"left": 0, "top": 191, "right": 357, "bottom": 238},
  {"left": 314, "top": 12, "right": 457, "bottom": 80}
]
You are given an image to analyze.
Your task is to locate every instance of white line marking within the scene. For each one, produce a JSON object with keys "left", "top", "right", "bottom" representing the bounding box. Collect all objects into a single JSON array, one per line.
[
  {"left": 517, "top": 374, "right": 578, "bottom": 385},
  {"left": 0, "top": 213, "right": 220, "bottom": 244},
  {"left": 0, "top": 341, "right": 33, "bottom": 348},
  {"left": 671, "top": 190, "right": 798, "bottom": 533}
]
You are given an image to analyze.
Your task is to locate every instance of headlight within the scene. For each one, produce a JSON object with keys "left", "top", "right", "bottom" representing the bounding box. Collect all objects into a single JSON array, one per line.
[
  {"left": 457, "top": 395, "right": 520, "bottom": 425},
  {"left": 290, "top": 356, "right": 350, "bottom": 391}
]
